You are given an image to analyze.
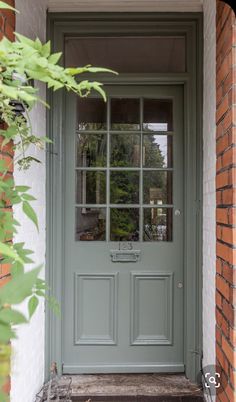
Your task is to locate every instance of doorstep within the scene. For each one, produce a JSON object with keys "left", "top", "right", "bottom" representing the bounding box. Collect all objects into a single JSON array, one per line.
[{"left": 65, "top": 374, "right": 203, "bottom": 402}]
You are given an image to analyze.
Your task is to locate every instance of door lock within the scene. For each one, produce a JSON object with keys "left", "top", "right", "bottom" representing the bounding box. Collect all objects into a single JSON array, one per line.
[
  {"left": 175, "top": 209, "right": 181, "bottom": 216},
  {"left": 177, "top": 282, "right": 183, "bottom": 289}
]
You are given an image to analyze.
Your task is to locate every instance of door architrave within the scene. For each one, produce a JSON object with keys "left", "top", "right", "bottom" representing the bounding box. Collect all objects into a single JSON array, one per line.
[{"left": 46, "top": 12, "right": 203, "bottom": 382}]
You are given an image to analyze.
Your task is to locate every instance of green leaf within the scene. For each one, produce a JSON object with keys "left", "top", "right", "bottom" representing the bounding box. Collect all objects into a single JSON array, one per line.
[
  {"left": 48, "top": 52, "right": 62, "bottom": 65},
  {"left": 0, "top": 266, "right": 41, "bottom": 305},
  {"left": 0, "top": 323, "right": 15, "bottom": 343},
  {"left": 0, "top": 242, "right": 23, "bottom": 263},
  {"left": 15, "top": 186, "right": 31, "bottom": 192},
  {"left": 92, "top": 82, "right": 107, "bottom": 101},
  {"left": 0, "top": 1, "right": 18, "bottom": 12},
  {"left": 41, "top": 41, "right": 51, "bottom": 57},
  {"left": 0, "top": 308, "right": 27, "bottom": 325},
  {"left": 22, "top": 201, "right": 39, "bottom": 230},
  {"left": 28, "top": 295, "right": 39, "bottom": 318},
  {"left": 22, "top": 194, "right": 36, "bottom": 201},
  {"left": 15, "top": 33, "right": 35, "bottom": 47}
]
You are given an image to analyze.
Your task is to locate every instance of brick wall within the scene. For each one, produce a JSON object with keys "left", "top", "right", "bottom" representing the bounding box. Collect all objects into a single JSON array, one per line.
[
  {"left": 0, "top": 0, "right": 15, "bottom": 395},
  {"left": 216, "top": 1, "right": 236, "bottom": 400}
]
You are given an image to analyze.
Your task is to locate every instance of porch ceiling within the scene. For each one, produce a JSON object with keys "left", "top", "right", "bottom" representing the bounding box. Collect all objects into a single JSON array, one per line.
[{"left": 48, "top": 0, "right": 203, "bottom": 13}]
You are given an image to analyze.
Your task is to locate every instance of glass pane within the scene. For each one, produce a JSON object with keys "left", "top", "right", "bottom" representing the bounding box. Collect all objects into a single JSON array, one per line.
[
  {"left": 76, "top": 207, "right": 106, "bottom": 241},
  {"left": 143, "top": 99, "right": 173, "bottom": 132},
  {"left": 143, "top": 208, "right": 172, "bottom": 241},
  {"left": 143, "top": 135, "right": 173, "bottom": 168},
  {"left": 76, "top": 171, "right": 106, "bottom": 204},
  {"left": 143, "top": 171, "right": 173, "bottom": 205},
  {"left": 77, "top": 98, "right": 106, "bottom": 131},
  {"left": 110, "top": 208, "right": 139, "bottom": 241},
  {"left": 110, "top": 98, "right": 140, "bottom": 130},
  {"left": 110, "top": 172, "right": 139, "bottom": 204},
  {"left": 65, "top": 37, "right": 186, "bottom": 73},
  {"left": 110, "top": 134, "right": 140, "bottom": 167},
  {"left": 76, "top": 134, "right": 107, "bottom": 167}
]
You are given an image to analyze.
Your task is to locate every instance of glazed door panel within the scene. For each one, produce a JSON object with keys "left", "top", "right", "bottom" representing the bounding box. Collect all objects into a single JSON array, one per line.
[{"left": 62, "top": 85, "right": 184, "bottom": 373}]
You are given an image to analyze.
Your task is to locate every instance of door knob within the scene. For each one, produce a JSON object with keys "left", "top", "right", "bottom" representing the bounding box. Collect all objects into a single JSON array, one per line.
[{"left": 175, "top": 209, "right": 181, "bottom": 216}]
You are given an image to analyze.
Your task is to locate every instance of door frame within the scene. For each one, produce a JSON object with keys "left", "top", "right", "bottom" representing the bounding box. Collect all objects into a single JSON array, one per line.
[{"left": 46, "top": 12, "right": 203, "bottom": 383}]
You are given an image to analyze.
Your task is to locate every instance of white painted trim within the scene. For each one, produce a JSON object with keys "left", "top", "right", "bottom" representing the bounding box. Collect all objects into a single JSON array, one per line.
[{"left": 48, "top": 0, "right": 203, "bottom": 13}]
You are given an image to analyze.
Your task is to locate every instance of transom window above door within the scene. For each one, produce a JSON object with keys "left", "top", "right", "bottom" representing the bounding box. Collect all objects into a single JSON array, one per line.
[{"left": 75, "top": 97, "right": 174, "bottom": 242}]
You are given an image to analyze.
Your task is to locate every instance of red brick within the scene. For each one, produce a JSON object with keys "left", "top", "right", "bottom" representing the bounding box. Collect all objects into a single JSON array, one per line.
[
  {"left": 217, "top": 134, "right": 229, "bottom": 155},
  {"left": 217, "top": 241, "right": 236, "bottom": 265},
  {"left": 216, "top": 275, "right": 230, "bottom": 300},
  {"left": 217, "top": 258, "right": 223, "bottom": 275},
  {"left": 222, "top": 109, "right": 233, "bottom": 133},
  {"left": 0, "top": 154, "right": 13, "bottom": 173},
  {"left": 230, "top": 326, "right": 236, "bottom": 345},
  {"left": 216, "top": 343, "right": 229, "bottom": 374},
  {"left": 217, "top": 208, "right": 229, "bottom": 224},
  {"left": 217, "top": 96, "right": 229, "bottom": 123},
  {"left": 222, "top": 226, "right": 236, "bottom": 245},
  {"left": 225, "top": 383, "right": 236, "bottom": 402},
  {"left": 216, "top": 325, "right": 222, "bottom": 346},
  {"left": 228, "top": 208, "right": 236, "bottom": 224},
  {"left": 222, "top": 147, "right": 236, "bottom": 168},
  {"left": 217, "top": 224, "right": 222, "bottom": 240},
  {"left": 222, "top": 335, "right": 236, "bottom": 367},
  {"left": 217, "top": 190, "right": 223, "bottom": 205},
  {"left": 222, "top": 263, "right": 236, "bottom": 285},
  {"left": 222, "top": 298, "right": 235, "bottom": 327},
  {"left": 216, "top": 170, "right": 229, "bottom": 189},
  {"left": 222, "top": 188, "right": 236, "bottom": 205},
  {"left": 229, "top": 366, "right": 236, "bottom": 389}
]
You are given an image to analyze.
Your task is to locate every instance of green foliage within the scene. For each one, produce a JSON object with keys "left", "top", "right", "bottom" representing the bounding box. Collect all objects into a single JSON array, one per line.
[{"left": 0, "top": 1, "right": 114, "bottom": 399}]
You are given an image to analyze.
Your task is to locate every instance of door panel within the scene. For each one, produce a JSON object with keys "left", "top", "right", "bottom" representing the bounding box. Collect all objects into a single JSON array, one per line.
[{"left": 63, "top": 85, "right": 184, "bottom": 373}]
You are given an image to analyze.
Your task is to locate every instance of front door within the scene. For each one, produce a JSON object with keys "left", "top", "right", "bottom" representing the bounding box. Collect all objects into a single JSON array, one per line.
[{"left": 62, "top": 85, "right": 184, "bottom": 373}]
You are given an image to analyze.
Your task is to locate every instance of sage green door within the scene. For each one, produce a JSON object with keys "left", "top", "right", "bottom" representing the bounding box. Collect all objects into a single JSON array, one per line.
[{"left": 62, "top": 85, "right": 184, "bottom": 373}]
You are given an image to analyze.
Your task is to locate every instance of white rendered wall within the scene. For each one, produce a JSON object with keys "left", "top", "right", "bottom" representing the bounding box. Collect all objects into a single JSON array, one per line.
[
  {"left": 202, "top": 0, "right": 216, "bottom": 388},
  {"left": 11, "top": 1, "right": 48, "bottom": 402}
]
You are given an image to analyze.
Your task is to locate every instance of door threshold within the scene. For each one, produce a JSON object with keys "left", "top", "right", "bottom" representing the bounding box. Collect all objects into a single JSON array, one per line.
[{"left": 62, "top": 374, "right": 203, "bottom": 401}]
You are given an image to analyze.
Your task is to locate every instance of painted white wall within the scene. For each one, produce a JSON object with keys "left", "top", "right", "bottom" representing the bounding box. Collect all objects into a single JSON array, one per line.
[
  {"left": 11, "top": 1, "right": 48, "bottom": 402},
  {"left": 202, "top": 0, "right": 216, "bottom": 395}
]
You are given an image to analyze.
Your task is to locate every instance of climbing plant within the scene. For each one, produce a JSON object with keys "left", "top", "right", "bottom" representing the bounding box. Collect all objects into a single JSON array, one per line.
[{"left": 0, "top": 2, "right": 115, "bottom": 400}]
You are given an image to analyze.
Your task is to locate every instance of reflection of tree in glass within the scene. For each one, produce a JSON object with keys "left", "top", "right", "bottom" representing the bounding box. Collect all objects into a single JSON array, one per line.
[
  {"left": 110, "top": 172, "right": 139, "bottom": 204},
  {"left": 110, "top": 209, "right": 139, "bottom": 241},
  {"left": 143, "top": 171, "right": 168, "bottom": 204},
  {"left": 111, "top": 134, "right": 140, "bottom": 167},
  {"left": 143, "top": 135, "right": 166, "bottom": 168},
  {"left": 85, "top": 172, "right": 106, "bottom": 204},
  {"left": 77, "top": 133, "right": 106, "bottom": 167}
]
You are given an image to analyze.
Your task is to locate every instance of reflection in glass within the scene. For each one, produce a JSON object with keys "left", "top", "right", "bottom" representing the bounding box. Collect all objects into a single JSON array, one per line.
[
  {"left": 110, "top": 171, "right": 139, "bottom": 204},
  {"left": 143, "top": 208, "right": 172, "bottom": 241},
  {"left": 76, "top": 207, "right": 106, "bottom": 241},
  {"left": 143, "top": 135, "right": 173, "bottom": 168},
  {"left": 143, "top": 99, "right": 173, "bottom": 132},
  {"left": 76, "top": 171, "right": 106, "bottom": 204},
  {"left": 110, "top": 134, "right": 140, "bottom": 167},
  {"left": 65, "top": 37, "right": 186, "bottom": 73},
  {"left": 77, "top": 134, "right": 107, "bottom": 167},
  {"left": 143, "top": 171, "right": 172, "bottom": 205},
  {"left": 110, "top": 208, "right": 139, "bottom": 241},
  {"left": 77, "top": 98, "right": 107, "bottom": 131},
  {"left": 110, "top": 98, "right": 140, "bottom": 130}
]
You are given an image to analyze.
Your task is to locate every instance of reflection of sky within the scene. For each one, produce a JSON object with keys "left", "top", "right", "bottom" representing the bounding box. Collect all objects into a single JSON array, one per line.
[
  {"left": 153, "top": 135, "right": 168, "bottom": 164},
  {"left": 146, "top": 123, "right": 168, "bottom": 131}
]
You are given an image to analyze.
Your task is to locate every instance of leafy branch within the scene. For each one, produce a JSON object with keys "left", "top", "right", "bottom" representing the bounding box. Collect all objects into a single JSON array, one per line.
[{"left": 0, "top": 1, "right": 116, "bottom": 400}]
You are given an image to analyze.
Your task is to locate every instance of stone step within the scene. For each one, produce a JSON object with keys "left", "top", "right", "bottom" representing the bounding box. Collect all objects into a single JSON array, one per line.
[{"left": 67, "top": 374, "right": 204, "bottom": 402}]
